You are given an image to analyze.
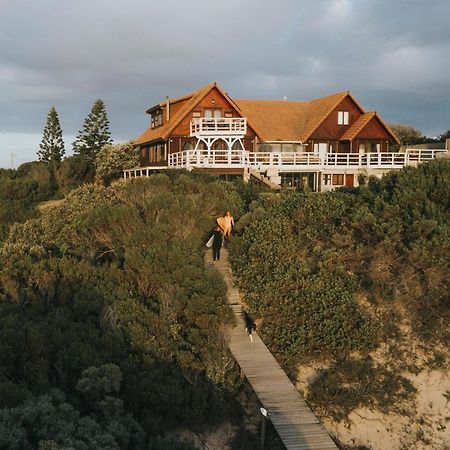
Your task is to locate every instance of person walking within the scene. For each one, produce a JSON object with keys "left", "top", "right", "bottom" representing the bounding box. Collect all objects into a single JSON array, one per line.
[
  {"left": 223, "top": 210, "right": 235, "bottom": 242},
  {"left": 243, "top": 311, "right": 256, "bottom": 342},
  {"left": 211, "top": 226, "right": 223, "bottom": 264}
]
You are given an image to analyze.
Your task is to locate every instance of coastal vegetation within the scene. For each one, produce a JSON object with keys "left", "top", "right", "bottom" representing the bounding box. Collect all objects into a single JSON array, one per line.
[
  {"left": 0, "top": 153, "right": 448, "bottom": 448},
  {"left": 0, "top": 172, "right": 250, "bottom": 449},
  {"left": 230, "top": 159, "right": 449, "bottom": 422}
]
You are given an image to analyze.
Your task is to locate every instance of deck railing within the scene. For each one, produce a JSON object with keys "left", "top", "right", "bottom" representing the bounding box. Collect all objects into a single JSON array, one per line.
[
  {"left": 190, "top": 117, "right": 247, "bottom": 136},
  {"left": 125, "top": 148, "right": 446, "bottom": 178}
]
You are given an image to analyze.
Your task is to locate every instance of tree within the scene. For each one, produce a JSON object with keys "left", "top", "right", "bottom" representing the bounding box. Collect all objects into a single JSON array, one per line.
[
  {"left": 73, "top": 99, "right": 112, "bottom": 163},
  {"left": 95, "top": 142, "right": 140, "bottom": 185},
  {"left": 38, "top": 107, "right": 65, "bottom": 164},
  {"left": 438, "top": 128, "right": 450, "bottom": 142},
  {"left": 389, "top": 123, "right": 425, "bottom": 146}
]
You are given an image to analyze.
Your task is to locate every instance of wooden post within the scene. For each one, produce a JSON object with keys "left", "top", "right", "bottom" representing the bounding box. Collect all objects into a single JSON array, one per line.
[{"left": 260, "top": 407, "right": 268, "bottom": 449}]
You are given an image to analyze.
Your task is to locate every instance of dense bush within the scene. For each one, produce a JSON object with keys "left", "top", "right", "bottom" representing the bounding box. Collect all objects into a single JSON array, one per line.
[
  {"left": 230, "top": 192, "right": 378, "bottom": 372},
  {"left": 54, "top": 155, "right": 95, "bottom": 193},
  {"left": 231, "top": 160, "right": 449, "bottom": 416},
  {"left": 0, "top": 173, "right": 244, "bottom": 448},
  {"left": 95, "top": 142, "right": 140, "bottom": 185},
  {"left": 0, "top": 164, "right": 57, "bottom": 241}
]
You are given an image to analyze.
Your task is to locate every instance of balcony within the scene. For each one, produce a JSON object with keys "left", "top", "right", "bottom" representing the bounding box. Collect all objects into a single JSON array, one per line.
[
  {"left": 124, "top": 148, "right": 447, "bottom": 179},
  {"left": 190, "top": 117, "right": 247, "bottom": 137}
]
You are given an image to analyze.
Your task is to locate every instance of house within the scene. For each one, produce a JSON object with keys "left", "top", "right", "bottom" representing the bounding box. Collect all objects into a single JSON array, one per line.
[{"left": 130, "top": 82, "right": 445, "bottom": 191}]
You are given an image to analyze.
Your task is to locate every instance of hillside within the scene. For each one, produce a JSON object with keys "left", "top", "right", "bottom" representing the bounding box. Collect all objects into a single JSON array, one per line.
[
  {"left": 0, "top": 160, "right": 448, "bottom": 449},
  {"left": 230, "top": 159, "right": 450, "bottom": 449},
  {"left": 0, "top": 171, "right": 276, "bottom": 449}
]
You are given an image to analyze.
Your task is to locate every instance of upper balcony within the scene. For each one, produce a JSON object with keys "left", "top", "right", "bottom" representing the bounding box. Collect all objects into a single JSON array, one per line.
[{"left": 190, "top": 117, "right": 247, "bottom": 137}]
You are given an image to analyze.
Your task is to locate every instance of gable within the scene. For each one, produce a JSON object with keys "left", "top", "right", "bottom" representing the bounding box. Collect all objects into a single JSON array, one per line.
[
  {"left": 309, "top": 94, "right": 365, "bottom": 141},
  {"left": 171, "top": 86, "right": 256, "bottom": 137},
  {"left": 354, "top": 115, "right": 398, "bottom": 141},
  {"left": 135, "top": 83, "right": 257, "bottom": 145}
]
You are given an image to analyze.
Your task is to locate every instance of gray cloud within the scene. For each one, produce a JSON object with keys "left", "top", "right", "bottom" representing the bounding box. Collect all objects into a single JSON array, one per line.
[{"left": 1, "top": 0, "right": 449, "bottom": 167}]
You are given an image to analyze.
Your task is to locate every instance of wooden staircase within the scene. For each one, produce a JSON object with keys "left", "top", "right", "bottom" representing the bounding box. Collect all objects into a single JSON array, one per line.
[{"left": 249, "top": 169, "right": 281, "bottom": 190}]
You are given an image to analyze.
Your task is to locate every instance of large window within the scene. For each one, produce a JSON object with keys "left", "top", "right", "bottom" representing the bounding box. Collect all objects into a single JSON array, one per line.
[
  {"left": 148, "top": 144, "right": 166, "bottom": 163},
  {"left": 338, "top": 111, "right": 349, "bottom": 125}
]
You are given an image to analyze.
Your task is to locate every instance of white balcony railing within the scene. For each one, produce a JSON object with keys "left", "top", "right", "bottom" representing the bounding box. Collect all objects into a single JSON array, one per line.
[
  {"left": 190, "top": 117, "right": 247, "bottom": 137},
  {"left": 168, "top": 149, "right": 446, "bottom": 169},
  {"left": 125, "top": 149, "right": 447, "bottom": 178}
]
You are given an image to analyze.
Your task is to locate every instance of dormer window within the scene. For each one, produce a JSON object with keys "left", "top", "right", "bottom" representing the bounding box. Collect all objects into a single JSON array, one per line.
[
  {"left": 151, "top": 111, "right": 163, "bottom": 128},
  {"left": 338, "top": 111, "right": 349, "bottom": 125}
]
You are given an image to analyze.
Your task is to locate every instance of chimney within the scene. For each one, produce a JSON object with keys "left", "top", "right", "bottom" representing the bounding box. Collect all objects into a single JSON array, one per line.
[{"left": 166, "top": 96, "right": 170, "bottom": 122}]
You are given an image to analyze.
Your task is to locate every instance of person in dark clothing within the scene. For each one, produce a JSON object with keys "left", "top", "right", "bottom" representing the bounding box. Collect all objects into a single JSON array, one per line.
[
  {"left": 243, "top": 311, "right": 256, "bottom": 342},
  {"left": 212, "top": 226, "right": 223, "bottom": 264}
]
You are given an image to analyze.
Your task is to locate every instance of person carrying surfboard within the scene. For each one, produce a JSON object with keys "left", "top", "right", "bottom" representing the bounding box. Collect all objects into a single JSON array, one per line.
[{"left": 217, "top": 211, "right": 234, "bottom": 243}]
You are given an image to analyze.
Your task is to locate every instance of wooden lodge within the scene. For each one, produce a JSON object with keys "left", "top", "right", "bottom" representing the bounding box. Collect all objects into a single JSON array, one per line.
[{"left": 128, "top": 82, "right": 447, "bottom": 191}]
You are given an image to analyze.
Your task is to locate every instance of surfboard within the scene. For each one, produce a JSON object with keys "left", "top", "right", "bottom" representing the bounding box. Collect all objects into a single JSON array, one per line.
[{"left": 217, "top": 216, "right": 226, "bottom": 230}]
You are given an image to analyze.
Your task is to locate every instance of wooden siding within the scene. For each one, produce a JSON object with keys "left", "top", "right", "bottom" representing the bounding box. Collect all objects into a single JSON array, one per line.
[
  {"left": 310, "top": 95, "right": 364, "bottom": 141},
  {"left": 354, "top": 116, "right": 393, "bottom": 140}
]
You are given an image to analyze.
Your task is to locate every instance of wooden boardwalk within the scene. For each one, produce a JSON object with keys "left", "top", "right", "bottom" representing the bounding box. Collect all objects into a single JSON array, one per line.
[{"left": 206, "top": 249, "right": 337, "bottom": 450}]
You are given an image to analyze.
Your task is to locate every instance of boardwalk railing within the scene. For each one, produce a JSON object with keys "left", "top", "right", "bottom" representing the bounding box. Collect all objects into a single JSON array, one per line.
[{"left": 124, "top": 148, "right": 446, "bottom": 178}]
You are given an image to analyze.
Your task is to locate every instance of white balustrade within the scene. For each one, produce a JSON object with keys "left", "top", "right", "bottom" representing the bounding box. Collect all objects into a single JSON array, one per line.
[
  {"left": 125, "top": 148, "right": 446, "bottom": 178},
  {"left": 190, "top": 117, "right": 247, "bottom": 136}
]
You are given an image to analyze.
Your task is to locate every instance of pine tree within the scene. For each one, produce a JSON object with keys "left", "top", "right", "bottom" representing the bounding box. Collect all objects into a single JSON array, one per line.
[
  {"left": 72, "top": 99, "right": 112, "bottom": 164},
  {"left": 38, "top": 106, "right": 65, "bottom": 164}
]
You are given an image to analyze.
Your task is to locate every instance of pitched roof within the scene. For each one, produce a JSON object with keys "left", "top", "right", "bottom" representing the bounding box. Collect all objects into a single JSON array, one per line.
[
  {"left": 235, "top": 91, "right": 355, "bottom": 142},
  {"left": 340, "top": 112, "right": 376, "bottom": 141},
  {"left": 340, "top": 112, "right": 401, "bottom": 144},
  {"left": 135, "top": 82, "right": 262, "bottom": 145},
  {"left": 135, "top": 83, "right": 215, "bottom": 145},
  {"left": 135, "top": 83, "right": 399, "bottom": 146}
]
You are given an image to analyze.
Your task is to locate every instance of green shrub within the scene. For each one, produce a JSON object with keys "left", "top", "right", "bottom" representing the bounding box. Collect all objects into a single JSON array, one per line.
[{"left": 0, "top": 173, "right": 244, "bottom": 446}]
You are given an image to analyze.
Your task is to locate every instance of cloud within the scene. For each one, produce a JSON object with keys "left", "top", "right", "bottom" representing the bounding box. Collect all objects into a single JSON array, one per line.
[{"left": 0, "top": 0, "right": 449, "bottom": 166}]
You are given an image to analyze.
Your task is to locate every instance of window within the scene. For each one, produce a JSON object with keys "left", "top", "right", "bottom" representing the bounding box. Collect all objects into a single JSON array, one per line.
[
  {"left": 225, "top": 112, "right": 233, "bottom": 118},
  {"left": 151, "top": 112, "right": 163, "bottom": 128},
  {"left": 338, "top": 111, "right": 349, "bottom": 125},
  {"left": 204, "top": 109, "right": 222, "bottom": 119},
  {"left": 281, "top": 144, "right": 294, "bottom": 152},
  {"left": 192, "top": 111, "right": 201, "bottom": 118},
  {"left": 332, "top": 174, "right": 344, "bottom": 185},
  {"left": 324, "top": 174, "right": 332, "bottom": 185}
]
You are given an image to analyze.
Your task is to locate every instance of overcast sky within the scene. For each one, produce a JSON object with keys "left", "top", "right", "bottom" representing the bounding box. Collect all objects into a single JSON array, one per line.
[{"left": 1, "top": 0, "right": 449, "bottom": 167}]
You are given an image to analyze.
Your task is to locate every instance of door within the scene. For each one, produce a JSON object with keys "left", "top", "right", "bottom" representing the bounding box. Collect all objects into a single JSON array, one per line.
[
  {"left": 345, "top": 174, "right": 354, "bottom": 187},
  {"left": 313, "top": 143, "right": 327, "bottom": 160}
]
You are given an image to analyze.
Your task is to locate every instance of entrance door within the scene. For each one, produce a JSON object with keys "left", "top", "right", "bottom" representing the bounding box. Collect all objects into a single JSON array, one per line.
[{"left": 345, "top": 174, "right": 354, "bottom": 187}]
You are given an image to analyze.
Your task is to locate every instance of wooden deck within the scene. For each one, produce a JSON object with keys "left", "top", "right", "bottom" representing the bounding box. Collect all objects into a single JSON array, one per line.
[{"left": 206, "top": 248, "right": 337, "bottom": 450}]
